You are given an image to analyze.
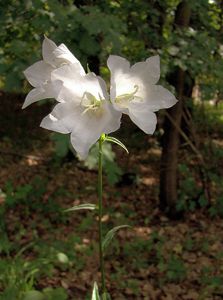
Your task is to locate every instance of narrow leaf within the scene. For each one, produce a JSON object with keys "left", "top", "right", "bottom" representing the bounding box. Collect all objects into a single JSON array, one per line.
[
  {"left": 87, "top": 63, "right": 91, "bottom": 73},
  {"left": 92, "top": 282, "right": 100, "bottom": 300},
  {"left": 102, "top": 225, "right": 131, "bottom": 251},
  {"left": 64, "top": 203, "right": 97, "bottom": 213},
  {"left": 102, "top": 292, "right": 112, "bottom": 300},
  {"left": 105, "top": 136, "right": 129, "bottom": 154}
]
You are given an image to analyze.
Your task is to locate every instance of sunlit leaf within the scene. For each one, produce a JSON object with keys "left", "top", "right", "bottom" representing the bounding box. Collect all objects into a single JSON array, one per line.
[
  {"left": 23, "top": 291, "right": 45, "bottom": 300},
  {"left": 64, "top": 204, "right": 97, "bottom": 213},
  {"left": 105, "top": 136, "right": 129, "bottom": 154},
  {"left": 102, "top": 225, "right": 131, "bottom": 251},
  {"left": 57, "top": 252, "right": 69, "bottom": 264},
  {"left": 91, "top": 282, "right": 100, "bottom": 300},
  {"left": 102, "top": 292, "right": 112, "bottom": 300}
]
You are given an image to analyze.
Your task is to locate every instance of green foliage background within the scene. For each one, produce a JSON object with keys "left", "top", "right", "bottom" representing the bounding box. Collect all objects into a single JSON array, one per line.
[
  {"left": 0, "top": 0, "right": 222, "bottom": 99},
  {"left": 0, "top": 2, "right": 223, "bottom": 298}
]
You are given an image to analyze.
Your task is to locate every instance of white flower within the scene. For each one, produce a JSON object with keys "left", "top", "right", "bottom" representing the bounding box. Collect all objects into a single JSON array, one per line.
[
  {"left": 40, "top": 64, "right": 121, "bottom": 159},
  {"left": 22, "top": 36, "right": 85, "bottom": 109},
  {"left": 107, "top": 55, "right": 177, "bottom": 134}
]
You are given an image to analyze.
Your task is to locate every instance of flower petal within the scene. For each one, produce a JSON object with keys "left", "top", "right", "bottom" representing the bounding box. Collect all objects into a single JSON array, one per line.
[
  {"left": 128, "top": 106, "right": 157, "bottom": 134},
  {"left": 70, "top": 120, "right": 101, "bottom": 159},
  {"left": 102, "top": 102, "right": 122, "bottom": 134},
  {"left": 51, "top": 64, "right": 85, "bottom": 101},
  {"left": 52, "top": 65, "right": 109, "bottom": 103},
  {"left": 22, "top": 80, "right": 63, "bottom": 109},
  {"left": 70, "top": 101, "right": 120, "bottom": 158},
  {"left": 143, "top": 85, "right": 178, "bottom": 112},
  {"left": 40, "top": 102, "right": 76, "bottom": 134},
  {"left": 52, "top": 44, "right": 85, "bottom": 75},
  {"left": 107, "top": 55, "right": 130, "bottom": 76},
  {"left": 42, "top": 36, "right": 57, "bottom": 65},
  {"left": 40, "top": 113, "right": 70, "bottom": 134},
  {"left": 42, "top": 100, "right": 120, "bottom": 159},
  {"left": 41, "top": 100, "right": 121, "bottom": 156},
  {"left": 131, "top": 55, "right": 160, "bottom": 84},
  {"left": 107, "top": 55, "right": 130, "bottom": 100},
  {"left": 24, "top": 61, "right": 53, "bottom": 87}
]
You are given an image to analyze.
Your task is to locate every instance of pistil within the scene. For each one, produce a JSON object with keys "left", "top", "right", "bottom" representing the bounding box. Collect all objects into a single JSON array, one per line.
[{"left": 115, "top": 85, "right": 142, "bottom": 108}]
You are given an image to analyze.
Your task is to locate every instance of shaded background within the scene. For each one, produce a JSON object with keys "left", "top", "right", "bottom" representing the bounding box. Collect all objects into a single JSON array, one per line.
[{"left": 0, "top": 0, "right": 223, "bottom": 299}]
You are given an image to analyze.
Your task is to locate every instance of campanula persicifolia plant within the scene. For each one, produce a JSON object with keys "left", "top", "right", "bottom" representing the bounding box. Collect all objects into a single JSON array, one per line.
[{"left": 23, "top": 37, "right": 177, "bottom": 299}]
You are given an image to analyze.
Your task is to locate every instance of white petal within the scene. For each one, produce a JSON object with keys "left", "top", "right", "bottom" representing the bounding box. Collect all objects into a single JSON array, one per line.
[
  {"left": 84, "top": 73, "right": 109, "bottom": 100},
  {"left": 70, "top": 102, "right": 121, "bottom": 159},
  {"left": 107, "top": 55, "right": 130, "bottom": 76},
  {"left": 53, "top": 44, "right": 85, "bottom": 75},
  {"left": 40, "top": 102, "right": 76, "bottom": 134},
  {"left": 102, "top": 102, "right": 122, "bottom": 134},
  {"left": 42, "top": 36, "right": 57, "bottom": 65},
  {"left": 52, "top": 66, "right": 109, "bottom": 103},
  {"left": 142, "top": 85, "right": 178, "bottom": 112},
  {"left": 24, "top": 61, "right": 53, "bottom": 87},
  {"left": 128, "top": 107, "right": 157, "bottom": 134},
  {"left": 22, "top": 80, "right": 63, "bottom": 109},
  {"left": 70, "top": 116, "right": 106, "bottom": 159},
  {"left": 40, "top": 113, "right": 70, "bottom": 134},
  {"left": 131, "top": 55, "right": 160, "bottom": 84},
  {"left": 70, "top": 123, "right": 101, "bottom": 159},
  {"left": 107, "top": 55, "right": 130, "bottom": 100},
  {"left": 51, "top": 64, "right": 87, "bottom": 102},
  {"left": 41, "top": 99, "right": 121, "bottom": 159}
]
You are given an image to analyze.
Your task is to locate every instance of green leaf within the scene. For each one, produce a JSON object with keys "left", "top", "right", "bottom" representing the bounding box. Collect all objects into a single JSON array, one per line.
[
  {"left": 57, "top": 252, "right": 69, "bottom": 264},
  {"left": 84, "top": 142, "right": 123, "bottom": 185},
  {"left": 102, "top": 292, "right": 112, "bottom": 300},
  {"left": 198, "top": 195, "right": 208, "bottom": 208},
  {"left": 64, "top": 203, "right": 97, "bottom": 213},
  {"left": 43, "top": 287, "right": 68, "bottom": 300},
  {"left": 102, "top": 225, "right": 131, "bottom": 251},
  {"left": 87, "top": 63, "right": 91, "bottom": 73},
  {"left": 51, "top": 133, "right": 70, "bottom": 158},
  {"left": 104, "top": 160, "right": 122, "bottom": 185},
  {"left": 91, "top": 282, "right": 100, "bottom": 300},
  {"left": 105, "top": 136, "right": 129, "bottom": 154},
  {"left": 23, "top": 291, "right": 45, "bottom": 300}
]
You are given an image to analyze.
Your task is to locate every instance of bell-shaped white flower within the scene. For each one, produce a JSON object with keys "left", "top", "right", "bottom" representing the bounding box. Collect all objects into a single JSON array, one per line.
[
  {"left": 107, "top": 55, "right": 177, "bottom": 134},
  {"left": 22, "top": 37, "right": 85, "bottom": 109},
  {"left": 40, "top": 64, "right": 121, "bottom": 159}
]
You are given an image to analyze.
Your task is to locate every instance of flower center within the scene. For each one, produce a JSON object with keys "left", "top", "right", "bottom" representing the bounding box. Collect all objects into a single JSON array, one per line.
[
  {"left": 81, "top": 92, "right": 104, "bottom": 116},
  {"left": 115, "top": 85, "right": 142, "bottom": 108}
]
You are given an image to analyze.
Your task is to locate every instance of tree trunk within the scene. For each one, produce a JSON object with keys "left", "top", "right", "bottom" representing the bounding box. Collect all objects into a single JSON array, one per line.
[{"left": 159, "top": 1, "right": 192, "bottom": 217}]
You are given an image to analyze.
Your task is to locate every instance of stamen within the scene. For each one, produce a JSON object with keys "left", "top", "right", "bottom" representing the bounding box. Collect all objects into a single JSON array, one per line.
[
  {"left": 115, "top": 85, "right": 142, "bottom": 107},
  {"left": 81, "top": 92, "right": 104, "bottom": 115}
]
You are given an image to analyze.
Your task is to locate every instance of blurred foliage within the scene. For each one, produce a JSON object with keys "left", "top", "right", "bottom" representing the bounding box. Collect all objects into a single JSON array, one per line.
[
  {"left": 84, "top": 142, "right": 123, "bottom": 185},
  {"left": 0, "top": 0, "right": 222, "bottom": 99},
  {"left": 50, "top": 133, "right": 123, "bottom": 185},
  {"left": 0, "top": 0, "right": 125, "bottom": 91},
  {"left": 1, "top": 0, "right": 222, "bottom": 171},
  {"left": 176, "top": 102, "right": 223, "bottom": 215}
]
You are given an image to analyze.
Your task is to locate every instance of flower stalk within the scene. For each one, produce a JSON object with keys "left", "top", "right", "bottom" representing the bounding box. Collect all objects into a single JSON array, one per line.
[{"left": 98, "top": 134, "right": 106, "bottom": 293}]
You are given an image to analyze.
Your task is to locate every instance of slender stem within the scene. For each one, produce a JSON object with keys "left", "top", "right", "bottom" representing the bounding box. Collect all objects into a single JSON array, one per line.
[{"left": 98, "top": 135, "right": 106, "bottom": 293}]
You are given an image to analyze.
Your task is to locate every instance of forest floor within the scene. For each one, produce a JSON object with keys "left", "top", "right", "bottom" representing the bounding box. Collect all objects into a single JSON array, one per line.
[{"left": 0, "top": 94, "right": 223, "bottom": 300}]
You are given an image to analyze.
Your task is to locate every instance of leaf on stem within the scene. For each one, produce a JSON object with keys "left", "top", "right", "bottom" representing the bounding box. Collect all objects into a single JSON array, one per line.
[
  {"left": 102, "top": 225, "right": 131, "bottom": 252},
  {"left": 105, "top": 136, "right": 129, "bottom": 154},
  {"left": 91, "top": 282, "right": 101, "bottom": 300},
  {"left": 102, "top": 292, "right": 112, "bottom": 300},
  {"left": 64, "top": 203, "right": 97, "bottom": 213}
]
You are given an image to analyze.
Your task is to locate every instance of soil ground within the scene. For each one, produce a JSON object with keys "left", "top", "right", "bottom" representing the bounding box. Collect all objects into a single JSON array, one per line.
[{"left": 0, "top": 94, "right": 223, "bottom": 300}]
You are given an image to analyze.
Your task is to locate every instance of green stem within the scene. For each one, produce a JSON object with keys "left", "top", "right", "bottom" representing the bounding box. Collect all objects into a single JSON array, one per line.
[{"left": 98, "top": 135, "right": 106, "bottom": 293}]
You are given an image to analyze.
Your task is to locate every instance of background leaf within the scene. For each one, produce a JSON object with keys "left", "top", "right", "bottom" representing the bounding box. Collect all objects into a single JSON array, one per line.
[
  {"left": 91, "top": 282, "right": 100, "bottom": 300},
  {"left": 102, "top": 225, "right": 131, "bottom": 252}
]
